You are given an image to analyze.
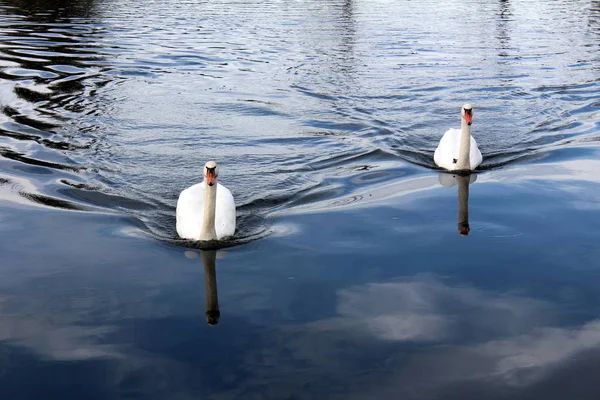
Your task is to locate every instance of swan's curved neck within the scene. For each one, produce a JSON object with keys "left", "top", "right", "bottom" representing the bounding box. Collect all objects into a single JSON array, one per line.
[
  {"left": 456, "top": 119, "right": 471, "bottom": 170},
  {"left": 457, "top": 175, "right": 470, "bottom": 234},
  {"left": 199, "top": 181, "right": 217, "bottom": 241},
  {"left": 201, "top": 250, "right": 220, "bottom": 325}
]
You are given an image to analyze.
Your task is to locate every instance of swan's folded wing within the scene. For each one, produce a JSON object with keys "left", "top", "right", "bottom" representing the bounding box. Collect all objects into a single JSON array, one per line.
[
  {"left": 176, "top": 183, "right": 205, "bottom": 239},
  {"left": 434, "top": 128, "right": 461, "bottom": 170},
  {"left": 470, "top": 136, "right": 483, "bottom": 169},
  {"left": 215, "top": 183, "right": 236, "bottom": 238}
]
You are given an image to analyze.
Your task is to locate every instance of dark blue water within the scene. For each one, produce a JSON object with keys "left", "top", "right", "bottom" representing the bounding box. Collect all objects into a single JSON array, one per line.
[{"left": 1, "top": 0, "right": 600, "bottom": 398}]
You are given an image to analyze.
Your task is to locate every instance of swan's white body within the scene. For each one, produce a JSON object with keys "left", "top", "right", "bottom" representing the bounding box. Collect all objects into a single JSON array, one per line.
[
  {"left": 434, "top": 104, "right": 482, "bottom": 171},
  {"left": 434, "top": 128, "right": 482, "bottom": 170},
  {"left": 176, "top": 175, "right": 236, "bottom": 241}
]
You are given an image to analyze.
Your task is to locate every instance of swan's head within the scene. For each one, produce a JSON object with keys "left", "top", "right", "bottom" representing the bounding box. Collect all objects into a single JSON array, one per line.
[
  {"left": 461, "top": 104, "right": 473, "bottom": 126},
  {"left": 204, "top": 161, "right": 219, "bottom": 187}
]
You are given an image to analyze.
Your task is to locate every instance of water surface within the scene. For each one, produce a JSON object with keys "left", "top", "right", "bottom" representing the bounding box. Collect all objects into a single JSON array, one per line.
[{"left": 1, "top": 0, "right": 600, "bottom": 398}]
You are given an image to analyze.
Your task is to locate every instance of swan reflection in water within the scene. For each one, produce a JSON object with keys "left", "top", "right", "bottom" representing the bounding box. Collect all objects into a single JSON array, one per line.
[
  {"left": 201, "top": 250, "right": 220, "bottom": 325},
  {"left": 186, "top": 249, "right": 221, "bottom": 325},
  {"left": 438, "top": 173, "right": 477, "bottom": 236}
]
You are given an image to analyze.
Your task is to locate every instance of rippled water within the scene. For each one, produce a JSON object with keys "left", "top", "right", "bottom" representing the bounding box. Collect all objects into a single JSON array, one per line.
[
  {"left": 1, "top": 0, "right": 600, "bottom": 398},
  {"left": 2, "top": 0, "right": 599, "bottom": 241}
]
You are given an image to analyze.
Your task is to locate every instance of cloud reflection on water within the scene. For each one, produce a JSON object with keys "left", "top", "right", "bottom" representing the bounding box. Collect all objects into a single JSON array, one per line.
[{"left": 305, "top": 274, "right": 600, "bottom": 397}]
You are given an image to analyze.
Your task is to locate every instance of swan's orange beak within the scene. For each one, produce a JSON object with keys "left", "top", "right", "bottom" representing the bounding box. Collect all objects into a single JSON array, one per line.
[
  {"left": 465, "top": 112, "right": 472, "bottom": 126},
  {"left": 206, "top": 170, "right": 215, "bottom": 186}
]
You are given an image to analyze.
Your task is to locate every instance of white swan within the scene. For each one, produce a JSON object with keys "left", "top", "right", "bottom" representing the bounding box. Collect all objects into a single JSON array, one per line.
[
  {"left": 176, "top": 161, "right": 236, "bottom": 241},
  {"left": 434, "top": 104, "right": 482, "bottom": 171}
]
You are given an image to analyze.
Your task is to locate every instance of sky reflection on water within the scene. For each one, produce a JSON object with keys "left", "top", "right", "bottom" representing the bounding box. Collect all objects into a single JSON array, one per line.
[{"left": 1, "top": 0, "right": 600, "bottom": 398}]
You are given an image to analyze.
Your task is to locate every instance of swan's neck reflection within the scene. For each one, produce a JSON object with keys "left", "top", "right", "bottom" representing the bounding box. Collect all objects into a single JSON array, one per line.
[
  {"left": 438, "top": 173, "right": 475, "bottom": 236},
  {"left": 457, "top": 175, "right": 470, "bottom": 236},
  {"left": 201, "top": 250, "right": 220, "bottom": 326}
]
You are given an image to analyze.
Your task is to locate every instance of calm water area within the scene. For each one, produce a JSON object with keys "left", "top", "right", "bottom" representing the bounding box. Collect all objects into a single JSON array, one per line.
[{"left": 1, "top": 0, "right": 600, "bottom": 398}]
